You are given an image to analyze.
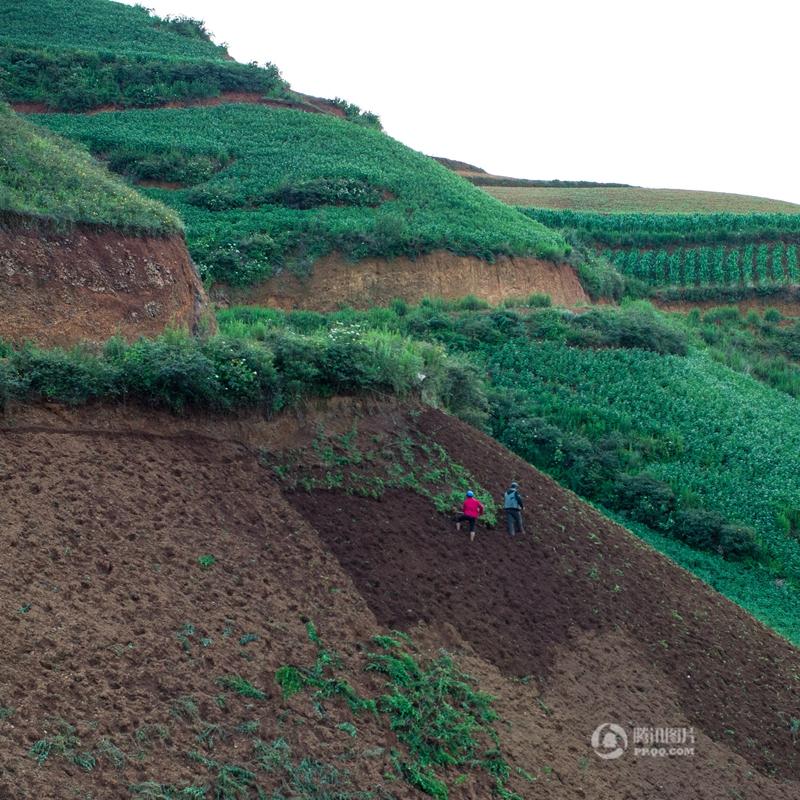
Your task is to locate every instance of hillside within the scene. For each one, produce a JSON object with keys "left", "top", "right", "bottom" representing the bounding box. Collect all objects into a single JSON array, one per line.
[
  {"left": 33, "top": 104, "right": 570, "bottom": 300},
  {"left": 1, "top": 398, "right": 799, "bottom": 799},
  {"left": 520, "top": 208, "right": 800, "bottom": 303},
  {"left": 0, "top": 0, "right": 292, "bottom": 113},
  {"left": 0, "top": 104, "right": 207, "bottom": 344},
  {"left": 217, "top": 301, "right": 800, "bottom": 645}
]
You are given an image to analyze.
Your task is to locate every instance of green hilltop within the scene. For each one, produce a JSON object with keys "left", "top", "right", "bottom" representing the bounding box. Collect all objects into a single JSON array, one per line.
[{"left": 0, "top": 0, "right": 229, "bottom": 59}]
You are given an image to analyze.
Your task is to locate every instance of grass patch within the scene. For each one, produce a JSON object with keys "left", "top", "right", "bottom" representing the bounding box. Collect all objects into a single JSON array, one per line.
[{"left": 0, "top": 103, "right": 180, "bottom": 232}]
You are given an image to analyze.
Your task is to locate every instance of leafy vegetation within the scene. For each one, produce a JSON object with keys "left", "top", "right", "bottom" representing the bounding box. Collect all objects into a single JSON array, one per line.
[
  {"left": 34, "top": 104, "right": 567, "bottom": 285},
  {"left": 0, "top": 325, "right": 487, "bottom": 422},
  {"left": 0, "top": 0, "right": 231, "bottom": 60},
  {"left": 276, "top": 625, "right": 522, "bottom": 799},
  {"left": 0, "top": 45, "right": 288, "bottom": 112},
  {"left": 0, "top": 0, "right": 290, "bottom": 111},
  {"left": 263, "top": 423, "right": 498, "bottom": 526},
  {"left": 0, "top": 103, "right": 180, "bottom": 231}
]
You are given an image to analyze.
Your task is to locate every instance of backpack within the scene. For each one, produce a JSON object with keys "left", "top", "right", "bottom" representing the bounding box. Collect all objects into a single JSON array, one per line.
[{"left": 504, "top": 489, "right": 520, "bottom": 509}]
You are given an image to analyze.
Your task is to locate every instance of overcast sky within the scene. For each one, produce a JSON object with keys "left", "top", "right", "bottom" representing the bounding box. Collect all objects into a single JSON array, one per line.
[{"left": 126, "top": 0, "right": 799, "bottom": 203}]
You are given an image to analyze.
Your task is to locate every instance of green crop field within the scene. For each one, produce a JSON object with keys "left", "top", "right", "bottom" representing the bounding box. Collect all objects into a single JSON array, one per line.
[
  {"left": 34, "top": 104, "right": 566, "bottom": 285},
  {"left": 488, "top": 185, "right": 800, "bottom": 214},
  {"left": 0, "top": 0, "right": 229, "bottom": 59},
  {"left": 0, "top": 0, "right": 290, "bottom": 111},
  {"left": 0, "top": 103, "right": 180, "bottom": 232},
  {"left": 522, "top": 208, "right": 800, "bottom": 293},
  {"left": 217, "top": 300, "right": 800, "bottom": 643},
  {"left": 602, "top": 244, "right": 800, "bottom": 288}
]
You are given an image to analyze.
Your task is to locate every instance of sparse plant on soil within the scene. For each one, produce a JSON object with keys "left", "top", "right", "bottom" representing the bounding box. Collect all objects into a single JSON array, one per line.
[
  {"left": 197, "top": 554, "right": 217, "bottom": 570},
  {"left": 29, "top": 720, "right": 96, "bottom": 771},
  {"left": 215, "top": 675, "right": 267, "bottom": 701}
]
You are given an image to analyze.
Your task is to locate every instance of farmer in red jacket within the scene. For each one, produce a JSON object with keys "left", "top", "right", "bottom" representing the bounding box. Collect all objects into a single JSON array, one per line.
[{"left": 454, "top": 490, "right": 485, "bottom": 542}]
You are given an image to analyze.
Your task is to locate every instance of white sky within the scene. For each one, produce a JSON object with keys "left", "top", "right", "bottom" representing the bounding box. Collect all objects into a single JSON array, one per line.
[{"left": 126, "top": 0, "right": 800, "bottom": 203}]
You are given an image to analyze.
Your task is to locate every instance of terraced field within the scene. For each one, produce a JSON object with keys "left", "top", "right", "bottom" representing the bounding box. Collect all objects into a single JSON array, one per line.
[
  {"left": 488, "top": 185, "right": 800, "bottom": 213},
  {"left": 35, "top": 104, "right": 566, "bottom": 285}
]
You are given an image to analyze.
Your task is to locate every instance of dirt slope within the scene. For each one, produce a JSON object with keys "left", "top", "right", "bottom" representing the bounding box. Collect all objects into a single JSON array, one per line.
[
  {"left": 0, "top": 217, "right": 210, "bottom": 345},
  {"left": 222, "top": 250, "right": 588, "bottom": 310},
  {"left": 0, "top": 400, "right": 798, "bottom": 799}
]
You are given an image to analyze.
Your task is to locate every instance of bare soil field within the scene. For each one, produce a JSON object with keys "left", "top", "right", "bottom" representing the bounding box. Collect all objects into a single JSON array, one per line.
[{"left": 1, "top": 400, "right": 798, "bottom": 798}]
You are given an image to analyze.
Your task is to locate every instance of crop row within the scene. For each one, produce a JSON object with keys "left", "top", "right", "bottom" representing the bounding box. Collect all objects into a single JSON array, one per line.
[
  {"left": 522, "top": 208, "right": 800, "bottom": 246},
  {"left": 603, "top": 244, "right": 800, "bottom": 288}
]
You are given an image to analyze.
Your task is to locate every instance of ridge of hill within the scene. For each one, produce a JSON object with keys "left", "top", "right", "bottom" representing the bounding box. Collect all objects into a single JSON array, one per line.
[
  {"left": 493, "top": 185, "right": 800, "bottom": 214},
  {"left": 1, "top": 398, "right": 798, "bottom": 799}
]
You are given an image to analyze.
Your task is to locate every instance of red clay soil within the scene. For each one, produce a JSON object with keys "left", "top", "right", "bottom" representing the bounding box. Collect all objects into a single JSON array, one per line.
[
  {"left": 0, "top": 217, "right": 210, "bottom": 345},
  {"left": 222, "top": 250, "right": 589, "bottom": 310},
  {"left": 1, "top": 400, "right": 799, "bottom": 799},
  {"left": 12, "top": 91, "right": 345, "bottom": 118}
]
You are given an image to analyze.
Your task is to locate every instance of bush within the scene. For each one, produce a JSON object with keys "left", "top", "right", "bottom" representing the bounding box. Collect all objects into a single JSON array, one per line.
[
  {"left": 609, "top": 473, "right": 676, "bottom": 529},
  {"left": 671, "top": 509, "right": 759, "bottom": 559},
  {"left": 719, "top": 523, "right": 760, "bottom": 560},
  {"left": 572, "top": 303, "right": 688, "bottom": 355},
  {"left": 671, "top": 508, "right": 727, "bottom": 551}
]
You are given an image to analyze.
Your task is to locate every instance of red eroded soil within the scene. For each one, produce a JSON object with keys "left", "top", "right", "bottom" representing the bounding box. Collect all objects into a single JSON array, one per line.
[
  {"left": 1, "top": 400, "right": 799, "bottom": 799},
  {"left": 223, "top": 251, "right": 589, "bottom": 310},
  {"left": 0, "top": 216, "right": 210, "bottom": 345}
]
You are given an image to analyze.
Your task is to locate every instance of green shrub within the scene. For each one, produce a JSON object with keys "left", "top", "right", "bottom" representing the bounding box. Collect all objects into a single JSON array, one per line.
[
  {"left": 609, "top": 473, "right": 676, "bottom": 529},
  {"left": 671, "top": 508, "right": 727, "bottom": 551}
]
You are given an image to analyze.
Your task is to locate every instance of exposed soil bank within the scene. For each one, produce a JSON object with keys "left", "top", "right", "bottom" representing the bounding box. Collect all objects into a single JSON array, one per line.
[
  {"left": 0, "top": 217, "right": 210, "bottom": 345},
  {"left": 656, "top": 295, "right": 800, "bottom": 317},
  {"left": 223, "top": 251, "right": 588, "bottom": 310},
  {"left": 12, "top": 91, "right": 347, "bottom": 117}
]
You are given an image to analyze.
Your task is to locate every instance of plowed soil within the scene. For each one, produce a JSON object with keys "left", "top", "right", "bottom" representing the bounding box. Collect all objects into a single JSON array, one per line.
[{"left": 1, "top": 400, "right": 799, "bottom": 799}]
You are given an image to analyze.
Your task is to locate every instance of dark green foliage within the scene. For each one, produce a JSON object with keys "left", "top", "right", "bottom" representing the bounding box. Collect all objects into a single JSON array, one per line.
[
  {"left": 187, "top": 177, "right": 384, "bottom": 211},
  {"left": 35, "top": 104, "right": 567, "bottom": 284},
  {"left": 0, "top": 46, "right": 288, "bottom": 111},
  {"left": 609, "top": 473, "right": 676, "bottom": 530},
  {"left": 327, "top": 97, "right": 382, "bottom": 129},
  {"left": 106, "top": 148, "right": 230, "bottom": 185},
  {"left": 570, "top": 304, "right": 688, "bottom": 355}
]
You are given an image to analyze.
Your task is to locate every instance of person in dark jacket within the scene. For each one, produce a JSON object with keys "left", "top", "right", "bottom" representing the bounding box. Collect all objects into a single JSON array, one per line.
[
  {"left": 503, "top": 481, "right": 525, "bottom": 536},
  {"left": 454, "top": 490, "right": 484, "bottom": 542}
]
